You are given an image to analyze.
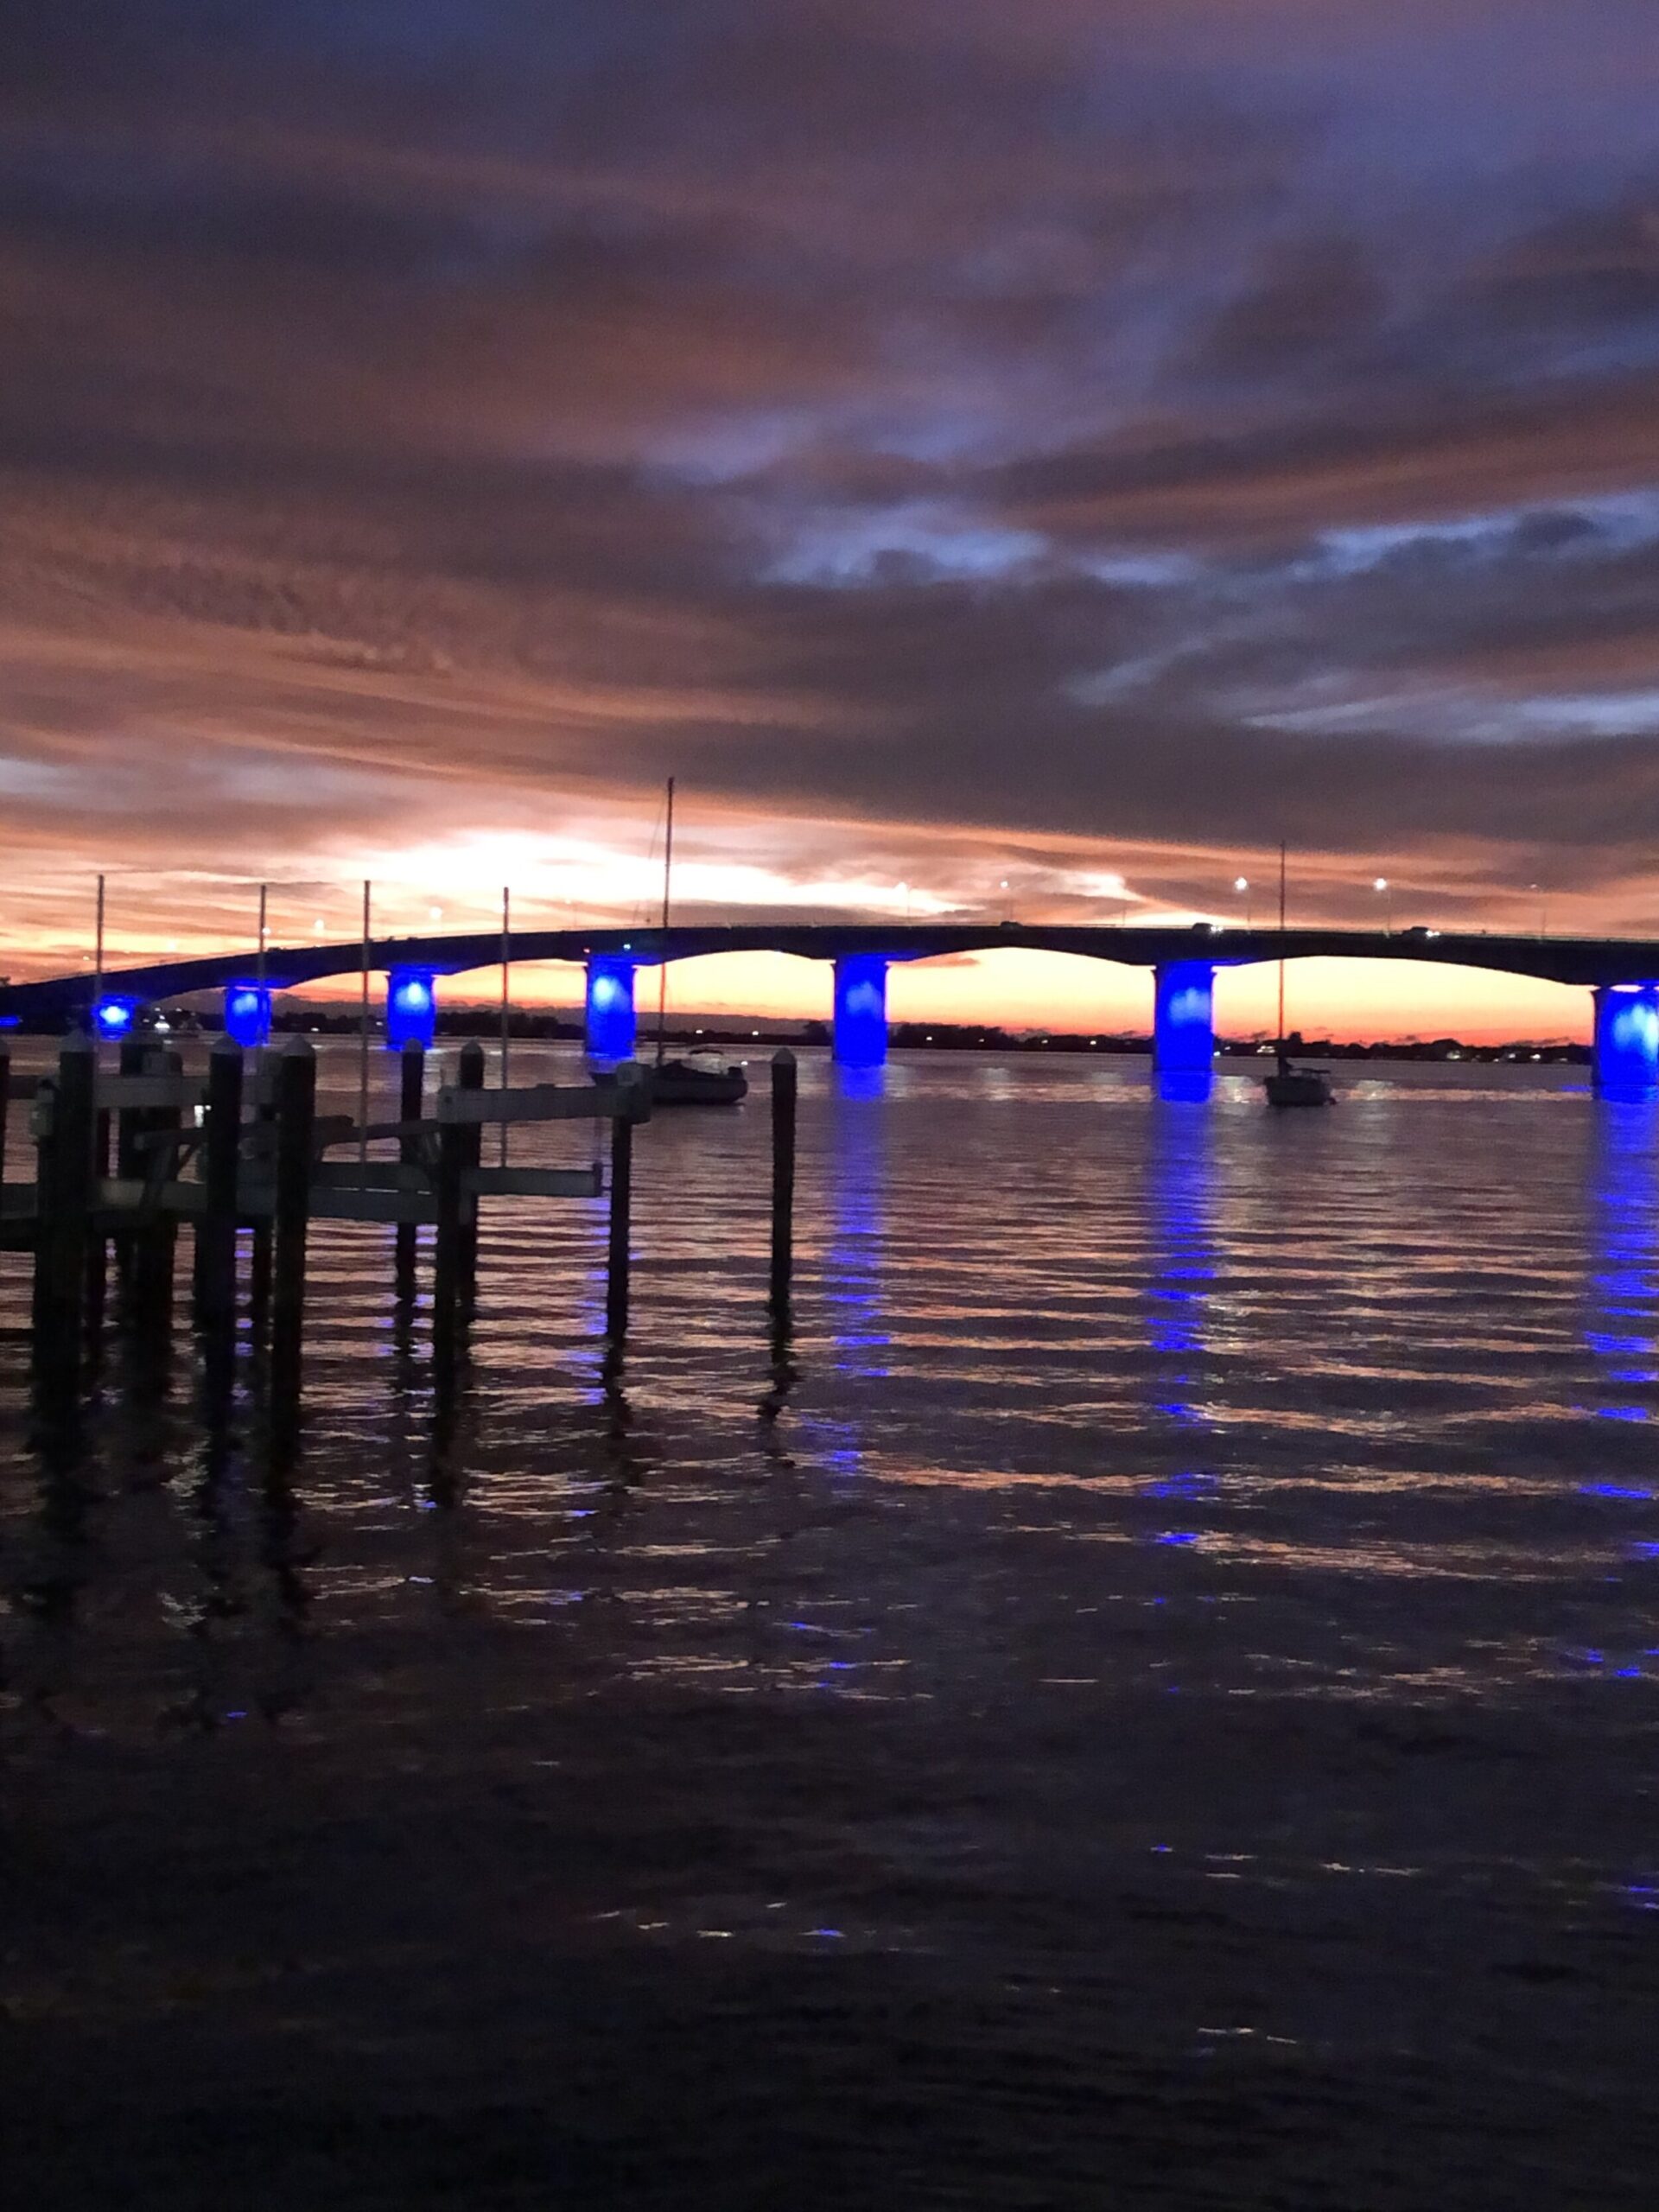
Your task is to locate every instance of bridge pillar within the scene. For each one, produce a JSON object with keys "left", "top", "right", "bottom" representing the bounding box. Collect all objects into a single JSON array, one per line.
[
  {"left": 386, "top": 967, "right": 437, "bottom": 1052},
  {"left": 586, "top": 956, "right": 637, "bottom": 1060},
  {"left": 834, "top": 955, "right": 888, "bottom": 1067},
  {"left": 1593, "top": 984, "right": 1659, "bottom": 1098},
  {"left": 1153, "top": 961, "right": 1216, "bottom": 1076},
  {"left": 223, "top": 982, "right": 272, "bottom": 1048}
]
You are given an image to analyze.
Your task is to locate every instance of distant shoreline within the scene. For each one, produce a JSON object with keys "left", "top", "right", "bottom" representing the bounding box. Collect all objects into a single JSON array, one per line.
[{"left": 0, "top": 1005, "right": 1591, "bottom": 1064}]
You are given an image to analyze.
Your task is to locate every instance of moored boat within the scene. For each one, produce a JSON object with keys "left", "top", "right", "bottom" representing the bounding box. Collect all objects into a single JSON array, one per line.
[
  {"left": 1264, "top": 1055, "right": 1335, "bottom": 1108},
  {"left": 648, "top": 1051, "right": 747, "bottom": 1106}
]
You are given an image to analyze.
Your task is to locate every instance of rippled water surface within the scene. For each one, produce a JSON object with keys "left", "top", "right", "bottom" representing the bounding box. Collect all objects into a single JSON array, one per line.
[{"left": 5, "top": 1045, "right": 1659, "bottom": 2207}]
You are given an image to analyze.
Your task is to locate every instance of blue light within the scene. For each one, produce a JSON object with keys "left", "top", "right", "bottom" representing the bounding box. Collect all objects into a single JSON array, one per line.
[
  {"left": 93, "top": 995, "right": 138, "bottom": 1038},
  {"left": 386, "top": 965, "right": 437, "bottom": 1051},
  {"left": 585, "top": 955, "right": 637, "bottom": 1060},
  {"left": 223, "top": 982, "right": 270, "bottom": 1048},
  {"left": 1153, "top": 961, "right": 1215, "bottom": 1076},
  {"left": 1593, "top": 983, "right": 1659, "bottom": 1097},
  {"left": 833, "top": 955, "right": 887, "bottom": 1067}
]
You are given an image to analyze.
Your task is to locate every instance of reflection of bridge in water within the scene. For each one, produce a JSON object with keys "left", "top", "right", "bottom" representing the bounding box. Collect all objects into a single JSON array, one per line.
[{"left": 5, "top": 921, "right": 1659, "bottom": 1095}]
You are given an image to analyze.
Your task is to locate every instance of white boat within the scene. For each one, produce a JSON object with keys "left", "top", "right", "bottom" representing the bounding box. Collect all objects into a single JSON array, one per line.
[{"left": 1263, "top": 848, "right": 1336, "bottom": 1108}]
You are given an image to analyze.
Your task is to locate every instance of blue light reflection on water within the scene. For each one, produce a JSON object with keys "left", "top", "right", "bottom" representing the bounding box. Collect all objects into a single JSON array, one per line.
[
  {"left": 1143, "top": 1090, "right": 1219, "bottom": 1538},
  {"left": 1585, "top": 1101, "right": 1659, "bottom": 1428},
  {"left": 801, "top": 1058, "right": 893, "bottom": 1474}
]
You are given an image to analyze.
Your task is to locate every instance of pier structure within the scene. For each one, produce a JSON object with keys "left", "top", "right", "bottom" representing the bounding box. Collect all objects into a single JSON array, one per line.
[
  {"left": 6, "top": 922, "right": 1659, "bottom": 1096},
  {"left": 0, "top": 1033, "right": 803, "bottom": 1446}
]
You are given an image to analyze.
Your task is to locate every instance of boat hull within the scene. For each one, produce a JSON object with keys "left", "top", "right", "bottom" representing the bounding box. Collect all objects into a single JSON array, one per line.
[
  {"left": 647, "top": 1059, "right": 748, "bottom": 1107},
  {"left": 1264, "top": 1069, "right": 1335, "bottom": 1108}
]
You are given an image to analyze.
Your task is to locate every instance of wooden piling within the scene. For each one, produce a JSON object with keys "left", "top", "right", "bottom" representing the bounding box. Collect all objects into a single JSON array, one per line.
[
  {"left": 768, "top": 1047, "right": 798, "bottom": 1319},
  {"left": 86, "top": 1097, "right": 111, "bottom": 1345},
  {"left": 32, "top": 1034, "right": 95, "bottom": 1389},
  {"left": 395, "top": 1039, "right": 425, "bottom": 1290},
  {"left": 269, "top": 1038, "right": 316, "bottom": 1426},
  {"left": 130, "top": 1046, "right": 181, "bottom": 1342},
  {"left": 194, "top": 1035, "right": 244, "bottom": 1339},
  {"left": 456, "top": 1039, "right": 485, "bottom": 1300},
  {"left": 112, "top": 1038, "right": 147, "bottom": 1279},
  {"left": 248, "top": 1047, "right": 275, "bottom": 1327},
  {"left": 606, "top": 1064, "right": 641, "bottom": 1344},
  {"left": 432, "top": 1050, "right": 467, "bottom": 1369}
]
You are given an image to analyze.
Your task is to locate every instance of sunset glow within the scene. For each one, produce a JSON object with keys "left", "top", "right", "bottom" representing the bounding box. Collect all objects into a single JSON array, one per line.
[{"left": 3, "top": 4, "right": 1658, "bottom": 1039}]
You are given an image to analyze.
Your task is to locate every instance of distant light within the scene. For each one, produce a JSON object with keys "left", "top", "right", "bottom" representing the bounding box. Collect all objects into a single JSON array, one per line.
[
  {"left": 429, "top": 906, "right": 442, "bottom": 921},
  {"left": 1374, "top": 877, "right": 1389, "bottom": 892},
  {"left": 896, "top": 882, "right": 908, "bottom": 895},
  {"left": 1234, "top": 877, "right": 1249, "bottom": 893},
  {"left": 314, "top": 918, "right": 326, "bottom": 933},
  {"left": 93, "top": 997, "right": 136, "bottom": 1037},
  {"left": 166, "top": 940, "right": 178, "bottom": 952}
]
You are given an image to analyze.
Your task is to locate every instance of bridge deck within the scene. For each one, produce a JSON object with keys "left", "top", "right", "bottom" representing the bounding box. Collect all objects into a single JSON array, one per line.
[{"left": 3, "top": 923, "right": 1656, "bottom": 1021}]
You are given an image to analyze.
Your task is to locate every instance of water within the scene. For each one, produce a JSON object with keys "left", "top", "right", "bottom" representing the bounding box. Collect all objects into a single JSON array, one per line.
[{"left": 4, "top": 1045, "right": 1659, "bottom": 2207}]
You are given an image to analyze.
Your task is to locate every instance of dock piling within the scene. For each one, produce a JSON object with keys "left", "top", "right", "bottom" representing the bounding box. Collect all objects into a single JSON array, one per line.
[
  {"left": 395, "top": 1039, "right": 425, "bottom": 1293},
  {"left": 131, "top": 1046, "right": 181, "bottom": 1345},
  {"left": 194, "top": 1035, "right": 244, "bottom": 1342},
  {"left": 269, "top": 1038, "right": 316, "bottom": 1431},
  {"left": 432, "top": 1052, "right": 467, "bottom": 1369},
  {"left": 605, "top": 1063, "right": 642, "bottom": 1344},
  {"left": 456, "top": 1039, "right": 485, "bottom": 1300},
  {"left": 32, "top": 1035, "right": 95, "bottom": 1391},
  {"left": 768, "top": 1048, "right": 797, "bottom": 1321}
]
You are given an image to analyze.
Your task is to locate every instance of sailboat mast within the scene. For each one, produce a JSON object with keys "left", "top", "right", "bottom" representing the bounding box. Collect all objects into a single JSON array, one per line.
[
  {"left": 1276, "top": 841, "right": 1287, "bottom": 1053},
  {"left": 655, "top": 776, "right": 675, "bottom": 1064}
]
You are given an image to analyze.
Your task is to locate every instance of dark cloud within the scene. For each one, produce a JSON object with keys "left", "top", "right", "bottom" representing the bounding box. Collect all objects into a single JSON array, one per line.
[{"left": 1191, "top": 237, "right": 1388, "bottom": 379}]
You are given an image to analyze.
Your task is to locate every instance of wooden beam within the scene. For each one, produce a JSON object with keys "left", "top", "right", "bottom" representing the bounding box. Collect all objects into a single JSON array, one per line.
[{"left": 461, "top": 1165, "right": 602, "bottom": 1199}]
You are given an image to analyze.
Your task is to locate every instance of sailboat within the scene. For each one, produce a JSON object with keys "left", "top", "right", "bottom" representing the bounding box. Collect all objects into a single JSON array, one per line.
[
  {"left": 1263, "top": 843, "right": 1335, "bottom": 1108},
  {"left": 645, "top": 778, "right": 748, "bottom": 1107}
]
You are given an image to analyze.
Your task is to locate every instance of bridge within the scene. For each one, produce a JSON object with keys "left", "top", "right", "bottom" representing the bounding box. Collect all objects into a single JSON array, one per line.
[{"left": 3, "top": 921, "right": 1658, "bottom": 1095}]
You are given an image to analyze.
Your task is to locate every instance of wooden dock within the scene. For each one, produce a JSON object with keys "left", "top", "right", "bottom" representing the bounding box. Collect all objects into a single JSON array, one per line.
[{"left": 0, "top": 1034, "right": 800, "bottom": 1432}]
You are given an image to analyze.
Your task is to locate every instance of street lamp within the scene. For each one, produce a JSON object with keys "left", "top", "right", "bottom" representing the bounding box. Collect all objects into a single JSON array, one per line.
[
  {"left": 1000, "top": 878, "right": 1010, "bottom": 923},
  {"left": 897, "top": 880, "right": 911, "bottom": 919},
  {"left": 1529, "top": 883, "right": 1547, "bottom": 938},
  {"left": 1374, "top": 876, "right": 1392, "bottom": 933},
  {"left": 1235, "top": 875, "right": 1251, "bottom": 928}
]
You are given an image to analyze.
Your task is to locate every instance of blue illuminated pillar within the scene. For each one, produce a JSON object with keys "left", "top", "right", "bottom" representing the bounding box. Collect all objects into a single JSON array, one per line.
[
  {"left": 1593, "top": 983, "right": 1659, "bottom": 1098},
  {"left": 386, "top": 966, "right": 437, "bottom": 1052},
  {"left": 1153, "top": 961, "right": 1215, "bottom": 1076},
  {"left": 585, "top": 956, "right": 637, "bottom": 1060},
  {"left": 223, "top": 982, "right": 271, "bottom": 1048},
  {"left": 833, "top": 955, "right": 888, "bottom": 1067}
]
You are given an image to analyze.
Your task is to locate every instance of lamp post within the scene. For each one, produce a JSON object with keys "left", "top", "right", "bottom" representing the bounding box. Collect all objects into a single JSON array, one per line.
[
  {"left": 1000, "top": 878, "right": 1010, "bottom": 923},
  {"left": 1235, "top": 875, "right": 1251, "bottom": 929},
  {"left": 897, "top": 881, "right": 911, "bottom": 920},
  {"left": 1374, "top": 876, "right": 1391, "bottom": 933},
  {"left": 1529, "top": 882, "right": 1547, "bottom": 938}
]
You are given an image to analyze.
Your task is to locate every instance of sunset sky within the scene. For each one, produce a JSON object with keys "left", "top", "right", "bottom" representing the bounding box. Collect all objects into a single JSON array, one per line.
[{"left": 6, "top": 3, "right": 1659, "bottom": 1039}]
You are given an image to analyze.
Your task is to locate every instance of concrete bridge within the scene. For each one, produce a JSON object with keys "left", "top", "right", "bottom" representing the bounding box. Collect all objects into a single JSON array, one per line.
[{"left": 3, "top": 921, "right": 1658, "bottom": 1095}]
